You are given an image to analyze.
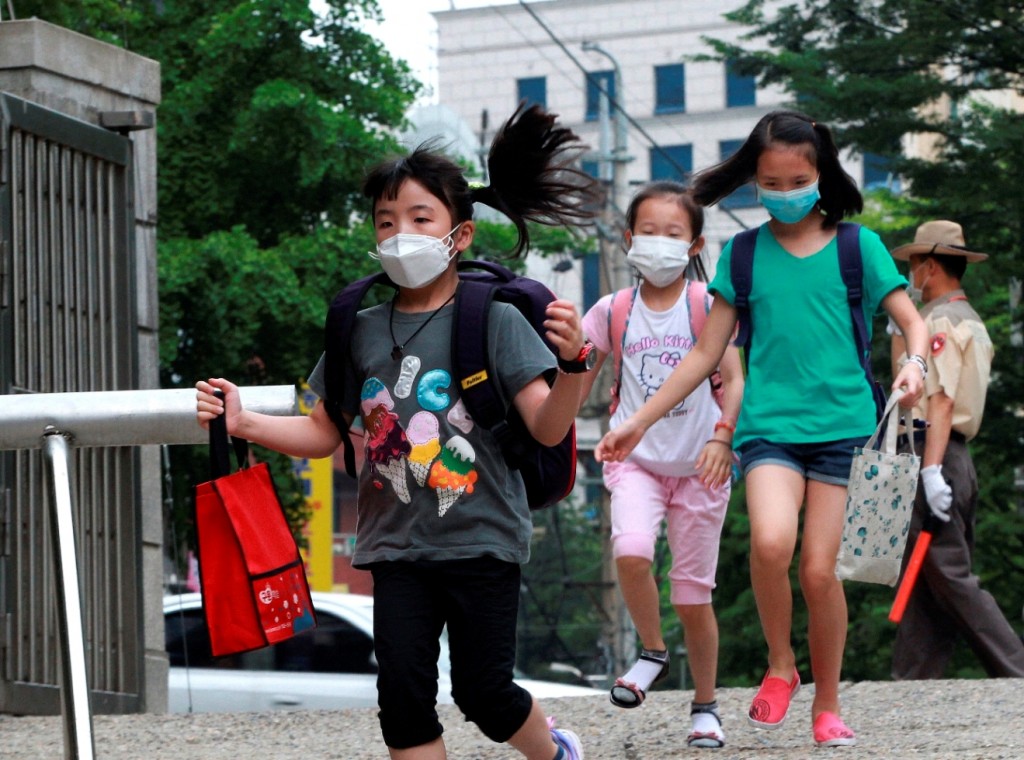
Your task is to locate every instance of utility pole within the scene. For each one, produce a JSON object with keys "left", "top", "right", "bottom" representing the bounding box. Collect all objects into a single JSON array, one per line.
[{"left": 582, "top": 39, "right": 634, "bottom": 683}]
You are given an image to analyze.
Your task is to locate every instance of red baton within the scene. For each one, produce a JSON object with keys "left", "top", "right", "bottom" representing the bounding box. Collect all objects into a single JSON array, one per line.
[{"left": 889, "top": 515, "right": 937, "bottom": 624}]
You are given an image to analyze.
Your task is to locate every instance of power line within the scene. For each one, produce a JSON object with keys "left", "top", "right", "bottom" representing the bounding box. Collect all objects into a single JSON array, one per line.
[{"left": 516, "top": 0, "right": 750, "bottom": 230}]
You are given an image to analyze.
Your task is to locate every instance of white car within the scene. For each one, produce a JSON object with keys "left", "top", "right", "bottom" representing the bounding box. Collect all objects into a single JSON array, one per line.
[{"left": 164, "top": 592, "right": 599, "bottom": 713}]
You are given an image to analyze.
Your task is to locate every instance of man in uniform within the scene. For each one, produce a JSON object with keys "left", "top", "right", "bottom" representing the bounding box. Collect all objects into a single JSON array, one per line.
[{"left": 888, "top": 220, "right": 1024, "bottom": 678}]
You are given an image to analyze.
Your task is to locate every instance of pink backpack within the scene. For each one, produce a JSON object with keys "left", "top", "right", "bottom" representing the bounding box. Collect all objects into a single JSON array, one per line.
[{"left": 607, "top": 280, "right": 725, "bottom": 415}]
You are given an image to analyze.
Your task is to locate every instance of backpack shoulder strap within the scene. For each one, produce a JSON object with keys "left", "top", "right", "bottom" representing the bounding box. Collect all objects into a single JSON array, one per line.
[
  {"left": 729, "top": 227, "right": 759, "bottom": 362},
  {"left": 451, "top": 276, "right": 504, "bottom": 430},
  {"left": 324, "top": 271, "right": 393, "bottom": 477},
  {"left": 607, "top": 286, "right": 638, "bottom": 414},
  {"left": 686, "top": 279, "right": 710, "bottom": 339},
  {"left": 836, "top": 222, "right": 868, "bottom": 366},
  {"left": 835, "top": 222, "right": 885, "bottom": 417}
]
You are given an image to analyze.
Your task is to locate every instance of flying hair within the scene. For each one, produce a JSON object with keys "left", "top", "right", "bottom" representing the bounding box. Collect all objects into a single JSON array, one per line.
[
  {"left": 363, "top": 102, "right": 598, "bottom": 258},
  {"left": 691, "top": 110, "right": 862, "bottom": 228},
  {"left": 474, "top": 102, "right": 600, "bottom": 256}
]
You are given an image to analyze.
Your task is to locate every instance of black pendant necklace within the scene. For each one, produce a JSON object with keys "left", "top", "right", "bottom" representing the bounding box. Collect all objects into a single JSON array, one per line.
[{"left": 389, "top": 290, "right": 456, "bottom": 360}]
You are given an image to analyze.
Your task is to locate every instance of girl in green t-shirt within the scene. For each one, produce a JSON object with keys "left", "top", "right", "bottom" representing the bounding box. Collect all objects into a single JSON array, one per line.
[{"left": 595, "top": 111, "right": 928, "bottom": 749}]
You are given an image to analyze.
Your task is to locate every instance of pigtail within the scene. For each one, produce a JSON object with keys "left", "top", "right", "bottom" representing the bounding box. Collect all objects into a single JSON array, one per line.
[
  {"left": 473, "top": 102, "right": 600, "bottom": 257},
  {"left": 691, "top": 144, "right": 761, "bottom": 209},
  {"left": 810, "top": 122, "right": 863, "bottom": 227}
]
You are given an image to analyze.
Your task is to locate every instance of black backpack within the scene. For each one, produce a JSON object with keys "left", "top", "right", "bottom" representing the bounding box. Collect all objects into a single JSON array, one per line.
[
  {"left": 321, "top": 258, "right": 576, "bottom": 510},
  {"left": 730, "top": 222, "right": 887, "bottom": 420}
]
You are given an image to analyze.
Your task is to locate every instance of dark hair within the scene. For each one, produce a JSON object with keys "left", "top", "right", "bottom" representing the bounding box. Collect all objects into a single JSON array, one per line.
[
  {"left": 624, "top": 181, "right": 705, "bottom": 237},
  {"left": 363, "top": 103, "right": 599, "bottom": 257},
  {"left": 623, "top": 181, "right": 710, "bottom": 282},
  {"left": 691, "top": 110, "right": 862, "bottom": 228},
  {"left": 924, "top": 252, "right": 968, "bottom": 281}
]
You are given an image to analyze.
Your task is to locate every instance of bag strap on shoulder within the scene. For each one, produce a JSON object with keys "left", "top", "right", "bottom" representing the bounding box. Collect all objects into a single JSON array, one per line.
[
  {"left": 686, "top": 279, "right": 709, "bottom": 338},
  {"left": 835, "top": 222, "right": 886, "bottom": 418},
  {"left": 836, "top": 222, "right": 868, "bottom": 370},
  {"left": 451, "top": 272, "right": 536, "bottom": 466},
  {"left": 729, "top": 227, "right": 759, "bottom": 365},
  {"left": 607, "top": 285, "right": 638, "bottom": 414},
  {"left": 324, "top": 271, "right": 395, "bottom": 478}
]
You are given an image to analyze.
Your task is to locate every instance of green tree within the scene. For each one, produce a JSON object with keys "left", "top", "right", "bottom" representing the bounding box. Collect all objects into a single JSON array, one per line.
[{"left": 702, "top": 0, "right": 1024, "bottom": 679}]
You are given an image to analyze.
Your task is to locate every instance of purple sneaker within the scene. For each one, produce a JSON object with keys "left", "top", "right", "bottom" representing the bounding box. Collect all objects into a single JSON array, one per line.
[{"left": 548, "top": 718, "right": 585, "bottom": 760}]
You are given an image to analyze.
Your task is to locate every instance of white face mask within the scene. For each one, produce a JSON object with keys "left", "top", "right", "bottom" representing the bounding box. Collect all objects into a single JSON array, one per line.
[
  {"left": 626, "top": 235, "right": 692, "bottom": 287},
  {"left": 370, "top": 225, "right": 461, "bottom": 289},
  {"left": 907, "top": 262, "right": 931, "bottom": 304}
]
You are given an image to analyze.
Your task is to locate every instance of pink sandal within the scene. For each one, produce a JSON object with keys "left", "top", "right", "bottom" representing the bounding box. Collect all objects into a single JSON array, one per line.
[
  {"left": 747, "top": 670, "right": 800, "bottom": 729},
  {"left": 813, "top": 711, "right": 857, "bottom": 747}
]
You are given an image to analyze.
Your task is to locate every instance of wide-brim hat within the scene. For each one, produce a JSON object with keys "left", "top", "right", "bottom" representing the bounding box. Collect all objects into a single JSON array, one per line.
[{"left": 891, "top": 220, "right": 988, "bottom": 262}]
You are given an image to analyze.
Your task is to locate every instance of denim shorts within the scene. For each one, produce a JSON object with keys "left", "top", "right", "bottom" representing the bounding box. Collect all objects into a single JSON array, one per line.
[{"left": 736, "top": 436, "right": 869, "bottom": 486}]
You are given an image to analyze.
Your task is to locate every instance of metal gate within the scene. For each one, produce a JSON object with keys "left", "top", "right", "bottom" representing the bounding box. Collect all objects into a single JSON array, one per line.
[{"left": 0, "top": 93, "right": 142, "bottom": 714}]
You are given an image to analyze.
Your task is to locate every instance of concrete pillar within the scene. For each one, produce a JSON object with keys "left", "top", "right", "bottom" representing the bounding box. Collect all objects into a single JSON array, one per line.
[{"left": 0, "top": 18, "right": 164, "bottom": 712}]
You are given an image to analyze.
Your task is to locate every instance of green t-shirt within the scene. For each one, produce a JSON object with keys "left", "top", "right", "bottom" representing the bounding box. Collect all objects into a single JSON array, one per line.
[{"left": 710, "top": 224, "right": 907, "bottom": 447}]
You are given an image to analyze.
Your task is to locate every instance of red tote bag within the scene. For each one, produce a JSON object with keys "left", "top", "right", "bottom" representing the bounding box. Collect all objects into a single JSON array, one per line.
[{"left": 194, "top": 394, "right": 316, "bottom": 657}]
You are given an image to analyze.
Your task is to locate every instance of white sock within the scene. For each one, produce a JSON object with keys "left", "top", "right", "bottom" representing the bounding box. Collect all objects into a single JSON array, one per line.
[
  {"left": 619, "top": 648, "right": 668, "bottom": 689},
  {"left": 691, "top": 700, "right": 723, "bottom": 737}
]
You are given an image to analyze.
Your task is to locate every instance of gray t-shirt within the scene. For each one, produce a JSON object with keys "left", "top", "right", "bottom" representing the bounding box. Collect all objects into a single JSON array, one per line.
[{"left": 308, "top": 300, "right": 556, "bottom": 567}]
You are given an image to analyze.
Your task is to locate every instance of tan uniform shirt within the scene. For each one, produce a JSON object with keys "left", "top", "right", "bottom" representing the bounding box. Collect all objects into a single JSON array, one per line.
[{"left": 897, "top": 289, "right": 993, "bottom": 441}]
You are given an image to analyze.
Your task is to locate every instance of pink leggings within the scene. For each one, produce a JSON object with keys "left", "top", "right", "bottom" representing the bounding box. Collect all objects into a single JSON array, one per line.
[{"left": 604, "top": 460, "right": 729, "bottom": 605}]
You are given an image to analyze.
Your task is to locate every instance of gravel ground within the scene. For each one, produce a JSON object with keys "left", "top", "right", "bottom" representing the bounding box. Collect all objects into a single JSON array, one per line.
[{"left": 1, "top": 678, "right": 1022, "bottom": 759}]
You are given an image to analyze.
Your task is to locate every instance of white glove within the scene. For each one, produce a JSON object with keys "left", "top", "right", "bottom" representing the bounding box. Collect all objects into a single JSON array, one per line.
[{"left": 920, "top": 464, "right": 952, "bottom": 522}]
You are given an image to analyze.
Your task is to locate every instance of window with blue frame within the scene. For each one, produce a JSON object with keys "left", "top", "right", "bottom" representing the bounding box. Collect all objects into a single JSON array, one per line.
[
  {"left": 517, "top": 76, "right": 547, "bottom": 109},
  {"left": 862, "top": 152, "right": 900, "bottom": 192},
  {"left": 726, "top": 60, "right": 756, "bottom": 107},
  {"left": 654, "top": 64, "right": 685, "bottom": 114},
  {"left": 581, "top": 159, "right": 602, "bottom": 180},
  {"left": 650, "top": 144, "right": 692, "bottom": 182},
  {"left": 585, "top": 70, "right": 615, "bottom": 122},
  {"left": 718, "top": 139, "right": 757, "bottom": 208}
]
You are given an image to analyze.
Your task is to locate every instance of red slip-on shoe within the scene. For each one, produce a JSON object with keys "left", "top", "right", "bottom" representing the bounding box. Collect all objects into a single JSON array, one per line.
[
  {"left": 813, "top": 711, "right": 857, "bottom": 747},
  {"left": 747, "top": 670, "right": 800, "bottom": 729}
]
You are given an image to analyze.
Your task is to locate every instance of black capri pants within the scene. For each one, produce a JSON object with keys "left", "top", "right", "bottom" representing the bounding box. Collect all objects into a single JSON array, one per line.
[{"left": 369, "top": 556, "right": 533, "bottom": 749}]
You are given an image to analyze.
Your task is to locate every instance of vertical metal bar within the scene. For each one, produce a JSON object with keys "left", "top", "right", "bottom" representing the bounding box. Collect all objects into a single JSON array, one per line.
[{"left": 42, "top": 431, "right": 94, "bottom": 760}]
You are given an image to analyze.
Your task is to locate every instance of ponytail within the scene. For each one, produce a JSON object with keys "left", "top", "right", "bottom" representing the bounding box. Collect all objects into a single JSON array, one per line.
[
  {"left": 364, "top": 103, "right": 598, "bottom": 257},
  {"left": 473, "top": 102, "right": 600, "bottom": 257}
]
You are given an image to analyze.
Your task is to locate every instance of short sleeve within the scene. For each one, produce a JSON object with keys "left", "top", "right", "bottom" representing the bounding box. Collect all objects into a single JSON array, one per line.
[
  {"left": 489, "top": 303, "right": 557, "bottom": 402},
  {"left": 927, "top": 315, "right": 965, "bottom": 401},
  {"left": 859, "top": 227, "right": 908, "bottom": 314}
]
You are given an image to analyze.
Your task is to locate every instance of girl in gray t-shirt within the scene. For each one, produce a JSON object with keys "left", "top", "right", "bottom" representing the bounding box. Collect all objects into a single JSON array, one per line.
[{"left": 197, "top": 104, "right": 598, "bottom": 760}]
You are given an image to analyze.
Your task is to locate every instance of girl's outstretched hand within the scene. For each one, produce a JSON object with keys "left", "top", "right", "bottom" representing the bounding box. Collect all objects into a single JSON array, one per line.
[
  {"left": 594, "top": 417, "right": 646, "bottom": 463},
  {"left": 696, "top": 440, "right": 733, "bottom": 490},
  {"left": 196, "top": 378, "right": 242, "bottom": 434}
]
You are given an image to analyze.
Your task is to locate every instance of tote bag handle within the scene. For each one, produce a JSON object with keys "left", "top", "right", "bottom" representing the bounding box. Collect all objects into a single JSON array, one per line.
[
  {"left": 210, "top": 389, "right": 249, "bottom": 478},
  {"left": 864, "top": 388, "right": 916, "bottom": 456}
]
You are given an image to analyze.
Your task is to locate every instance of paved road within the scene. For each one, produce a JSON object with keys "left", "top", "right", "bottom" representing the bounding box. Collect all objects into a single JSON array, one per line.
[{"left": 1, "top": 678, "right": 1022, "bottom": 758}]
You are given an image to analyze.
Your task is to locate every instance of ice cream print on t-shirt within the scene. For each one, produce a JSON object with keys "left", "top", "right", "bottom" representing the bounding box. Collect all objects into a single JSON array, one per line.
[
  {"left": 361, "top": 378, "right": 412, "bottom": 503},
  {"left": 359, "top": 363, "right": 479, "bottom": 516}
]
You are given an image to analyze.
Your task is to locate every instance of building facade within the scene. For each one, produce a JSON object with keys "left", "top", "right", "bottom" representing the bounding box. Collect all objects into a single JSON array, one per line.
[{"left": 432, "top": 0, "right": 886, "bottom": 266}]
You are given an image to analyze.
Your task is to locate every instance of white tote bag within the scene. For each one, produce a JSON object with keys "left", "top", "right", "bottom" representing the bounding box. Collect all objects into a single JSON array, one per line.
[{"left": 835, "top": 390, "right": 921, "bottom": 586}]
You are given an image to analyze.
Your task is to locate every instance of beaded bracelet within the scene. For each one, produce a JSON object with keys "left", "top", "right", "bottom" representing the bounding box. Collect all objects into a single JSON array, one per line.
[
  {"left": 904, "top": 354, "right": 928, "bottom": 378},
  {"left": 714, "top": 419, "right": 736, "bottom": 433}
]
